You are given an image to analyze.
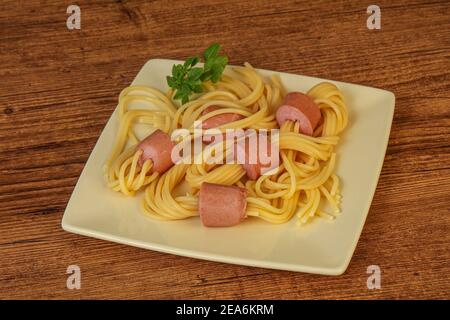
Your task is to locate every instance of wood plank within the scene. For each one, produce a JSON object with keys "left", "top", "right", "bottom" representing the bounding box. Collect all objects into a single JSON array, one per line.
[{"left": 0, "top": 0, "right": 449, "bottom": 299}]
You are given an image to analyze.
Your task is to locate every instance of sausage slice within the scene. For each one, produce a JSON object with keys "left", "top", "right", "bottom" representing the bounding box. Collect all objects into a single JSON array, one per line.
[
  {"left": 201, "top": 105, "right": 244, "bottom": 129},
  {"left": 199, "top": 182, "right": 248, "bottom": 227},
  {"left": 235, "top": 135, "right": 279, "bottom": 180},
  {"left": 137, "top": 129, "right": 175, "bottom": 174},
  {"left": 276, "top": 92, "right": 321, "bottom": 135}
]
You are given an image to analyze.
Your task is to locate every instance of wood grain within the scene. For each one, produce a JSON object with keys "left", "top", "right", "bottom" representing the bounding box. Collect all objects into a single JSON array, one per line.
[{"left": 0, "top": 0, "right": 449, "bottom": 299}]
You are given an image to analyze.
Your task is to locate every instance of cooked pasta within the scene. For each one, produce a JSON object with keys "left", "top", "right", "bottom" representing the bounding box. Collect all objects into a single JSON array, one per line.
[{"left": 104, "top": 62, "right": 348, "bottom": 226}]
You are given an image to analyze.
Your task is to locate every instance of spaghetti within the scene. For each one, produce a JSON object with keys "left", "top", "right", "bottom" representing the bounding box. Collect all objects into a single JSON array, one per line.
[{"left": 104, "top": 63, "right": 348, "bottom": 225}]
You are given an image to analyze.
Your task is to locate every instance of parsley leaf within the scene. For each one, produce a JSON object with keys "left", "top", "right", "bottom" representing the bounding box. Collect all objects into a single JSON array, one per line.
[
  {"left": 166, "top": 43, "right": 228, "bottom": 105},
  {"left": 203, "top": 43, "right": 220, "bottom": 60}
]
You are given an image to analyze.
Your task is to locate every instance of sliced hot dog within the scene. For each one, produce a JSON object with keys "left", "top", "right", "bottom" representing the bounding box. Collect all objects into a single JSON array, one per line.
[
  {"left": 137, "top": 129, "right": 175, "bottom": 174},
  {"left": 276, "top": 92, "right": 321, "bottom": 136},
  {"left": 235, "top": 135, "right": 279, "bottom": 180},
  {"left": 201, "top": 105, "right": 244, "bottom": 129},
  {"left": 199, "top": 182, "right": 248, "bottom": 227}
]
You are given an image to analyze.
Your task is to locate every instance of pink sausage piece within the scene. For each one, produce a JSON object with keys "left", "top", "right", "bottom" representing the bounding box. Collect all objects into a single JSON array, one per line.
[
  {"left": 137, "top": 129, "right": 175, "bottom": 174},
  {"left": 235, "top": 136, "right": 279, "bottom": 180},
  {"left": 243, "top": 140, "right": 276, "bottom": 180},
  {"left": 201, "top": 105, "right": 245, "bottom": 129},
  {"left": 276, "top": 92, "right": 321, "bottom": 136},
  {"left": 199, "top": 182, "right": 248, "bottom": 227}
]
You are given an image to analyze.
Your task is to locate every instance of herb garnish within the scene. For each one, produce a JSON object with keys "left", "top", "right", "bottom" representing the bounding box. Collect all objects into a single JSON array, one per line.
[{"left": 166, "top": 43, "right": 228, "bottom": 104}]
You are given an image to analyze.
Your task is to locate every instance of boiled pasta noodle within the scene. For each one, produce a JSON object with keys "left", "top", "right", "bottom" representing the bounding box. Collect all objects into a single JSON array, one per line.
[
  {"left": 104, "top": 62, "right": 348, "bottom": 225},
  {"left": 104, "top": 86, "right": 177, "bottom": 195}
]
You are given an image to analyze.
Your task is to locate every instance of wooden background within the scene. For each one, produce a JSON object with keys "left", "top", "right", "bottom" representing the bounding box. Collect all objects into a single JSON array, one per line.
[{"left": 0, "top": 0, "right": 449, "bottom": 299}]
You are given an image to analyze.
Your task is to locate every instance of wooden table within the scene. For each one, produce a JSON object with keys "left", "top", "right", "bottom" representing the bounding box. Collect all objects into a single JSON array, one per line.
[{"left": 1, "top": 0, "right": 449, "bottom": 300}]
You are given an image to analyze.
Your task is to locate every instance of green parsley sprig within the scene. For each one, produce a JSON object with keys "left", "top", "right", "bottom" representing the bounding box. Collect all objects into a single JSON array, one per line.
[{"left": 166, "top": 43, "right": 228, "bottom": 104}]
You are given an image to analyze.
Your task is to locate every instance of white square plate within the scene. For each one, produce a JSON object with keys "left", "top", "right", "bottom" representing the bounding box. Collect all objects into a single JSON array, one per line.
[{"left": 62, "top": 59, "right": 395, "bottom": 275}]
